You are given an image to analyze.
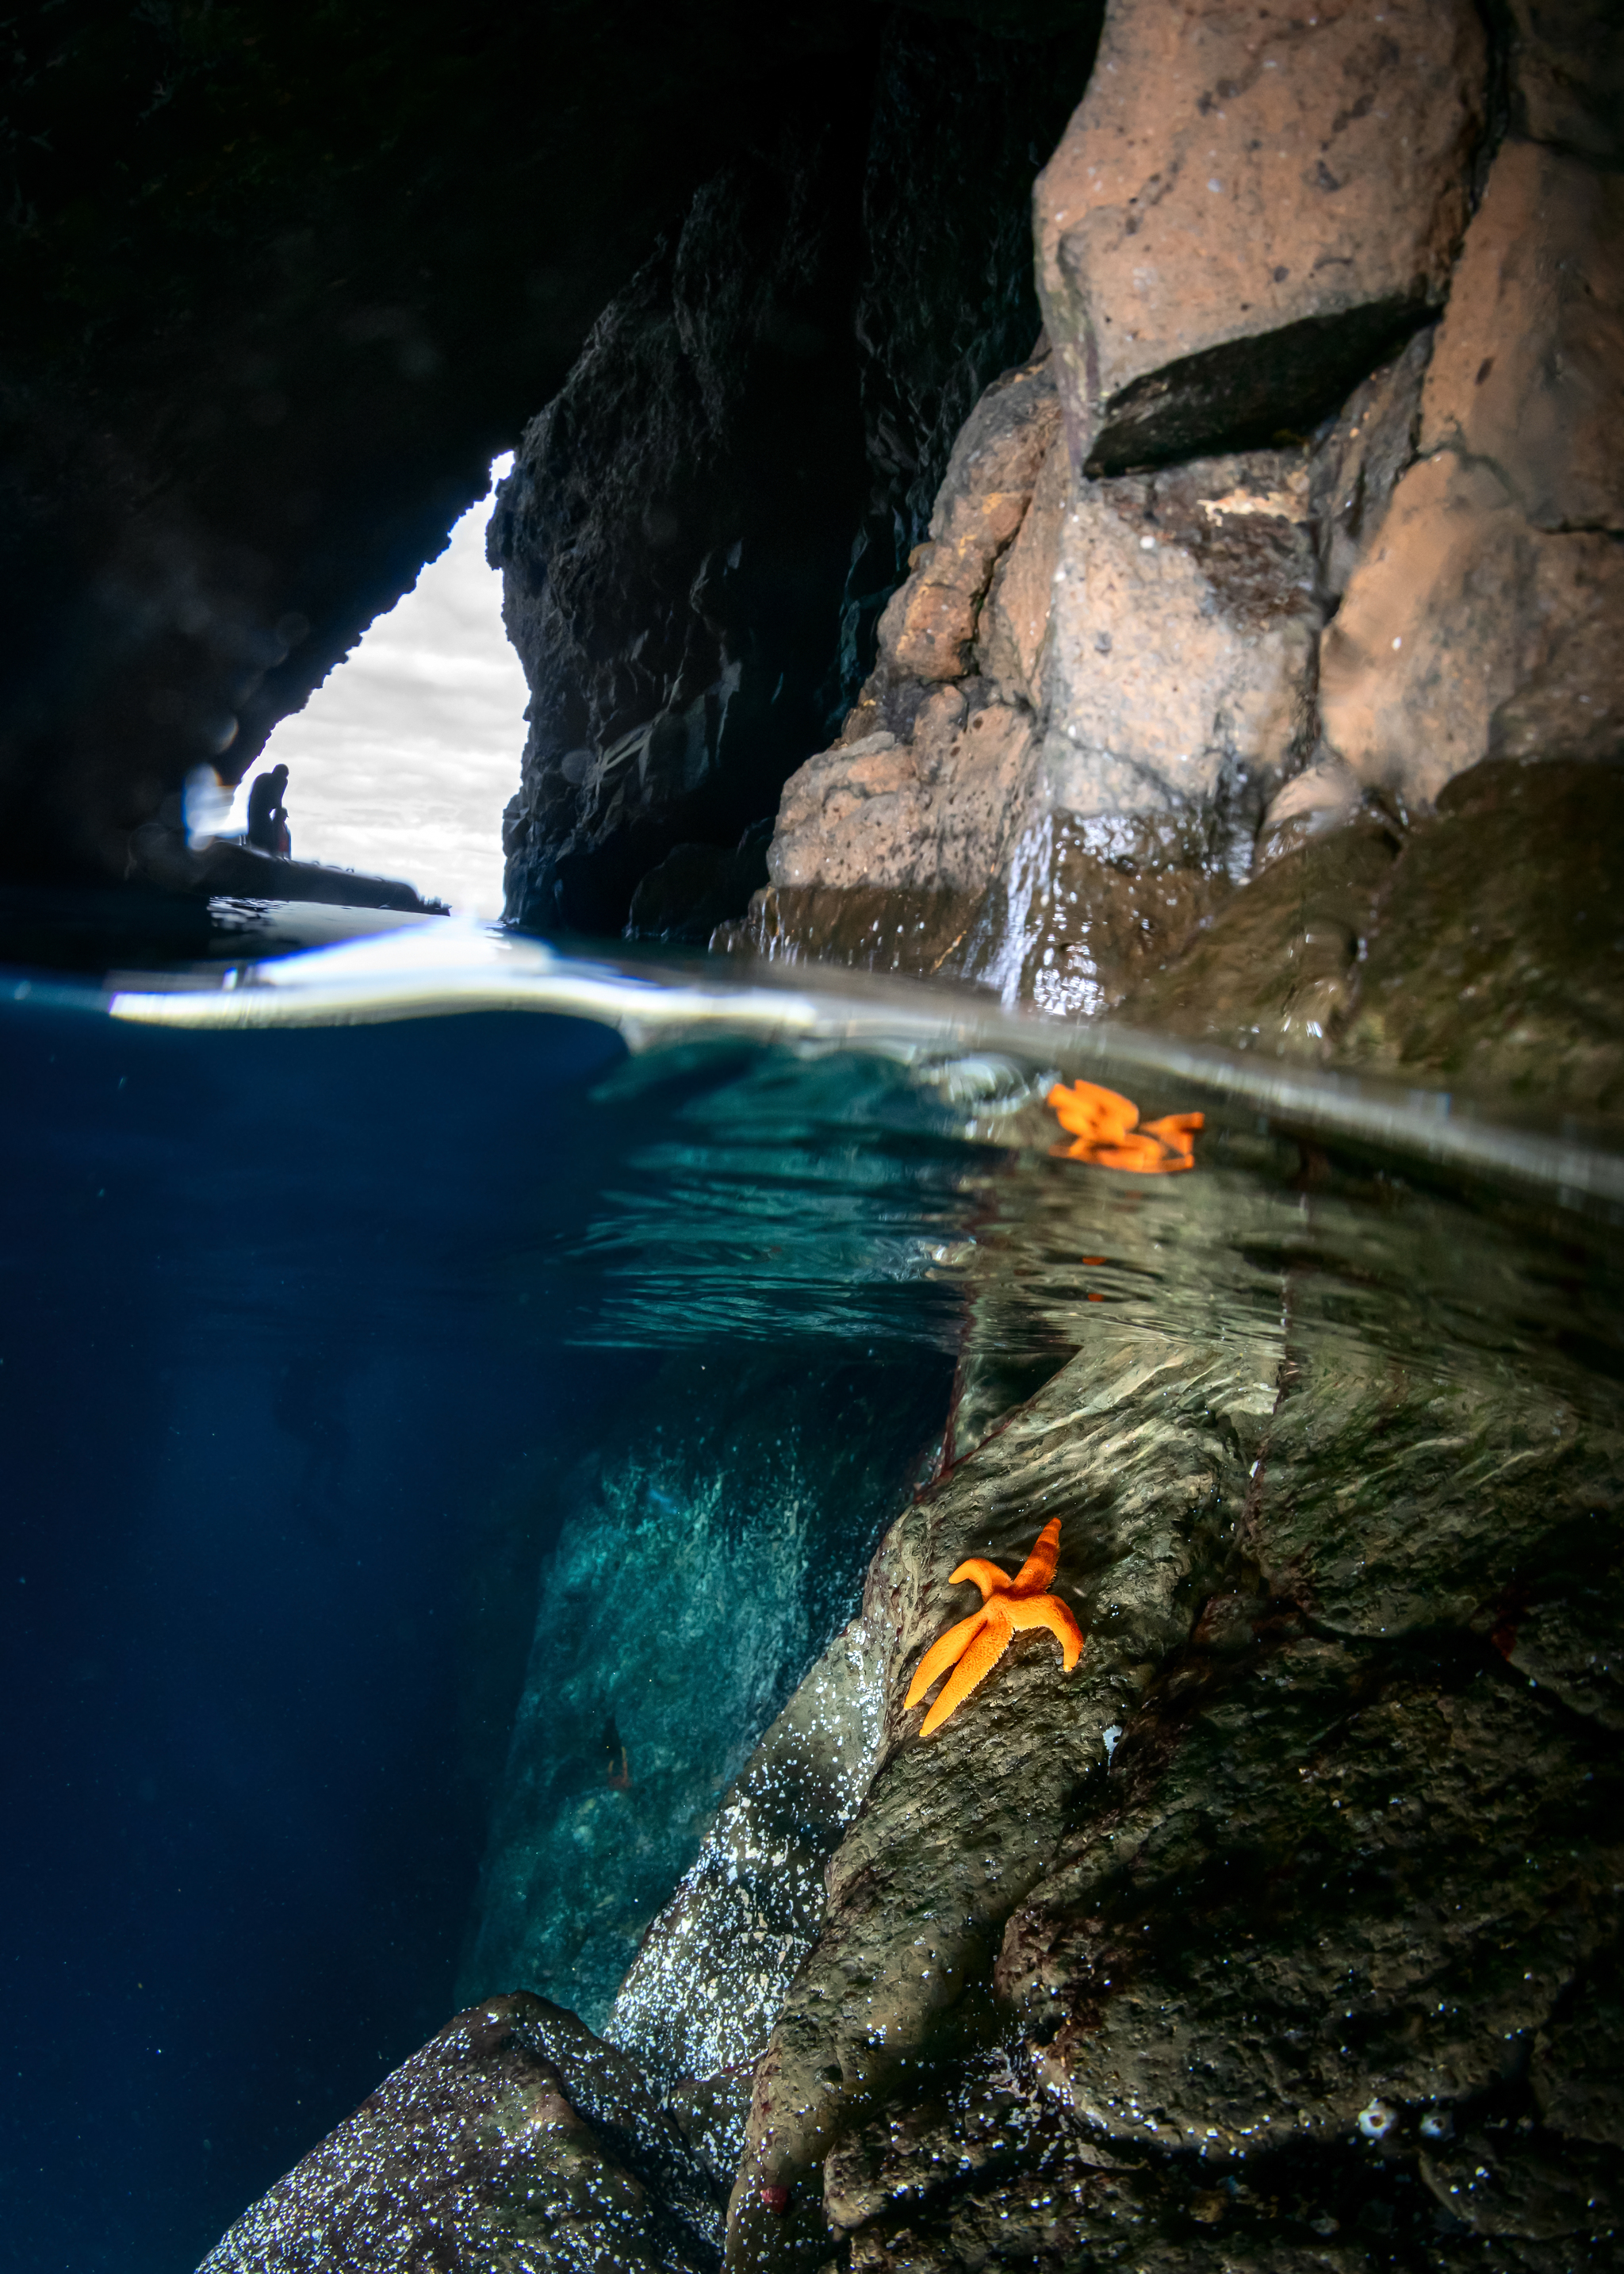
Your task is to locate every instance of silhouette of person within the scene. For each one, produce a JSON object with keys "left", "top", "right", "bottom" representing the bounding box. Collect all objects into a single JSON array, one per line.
[{"left": 246, "top": 762, "right": 292, "bottom": 857}]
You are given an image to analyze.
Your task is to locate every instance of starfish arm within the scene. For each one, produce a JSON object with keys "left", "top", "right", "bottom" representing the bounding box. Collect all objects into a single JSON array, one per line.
[
  {"left": 904, "top": 1611, "right": 988, "bottom": 1709},
  {"left": 947, "top": 1557, "right": 1013, "bottom": 1602},
  {"left": 921, "top": 1605, "right": 1013, "bottom": 1736},
  {"left": 1006, "top": 1591, "right": 1085, "bottom": 1670},
  {"left": 1009, "top": 1517, "right": 1061, "bottom": 1595}
]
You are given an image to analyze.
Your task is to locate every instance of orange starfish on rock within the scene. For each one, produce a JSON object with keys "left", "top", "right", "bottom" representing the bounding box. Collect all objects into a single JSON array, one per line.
[
  {"left": 905, "top": 1517, "right": 1083, "bottom": 1736},
  {"left": 1047, "top": 1078, "right": 1202, "bottom": 1173}
]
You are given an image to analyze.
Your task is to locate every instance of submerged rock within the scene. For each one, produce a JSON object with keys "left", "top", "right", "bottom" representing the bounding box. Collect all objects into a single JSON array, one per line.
[
  {"left": 197, "top": 1992, "right": 725, "bottom": 2274},
  {"left": 458, "top": 1352, "right": 949, "bottom": 2034}
]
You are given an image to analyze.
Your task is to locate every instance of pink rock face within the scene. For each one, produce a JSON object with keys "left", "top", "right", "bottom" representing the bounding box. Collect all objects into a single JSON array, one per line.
[
  {"left": 1320, "top": 458, "right": 1624, "bottom": 803},
  {"left": 1041, "top": 449, "right": 1321, "bottom": 852},
  {"left": 1418, "top": 141, "right": 1624, "bottom": 535},
  {"left": 1034, "top": 0, "right": 1484, "bottom": 470},
  {"left": 1319, "top": 139, "right": 1624, "bottom": 803},
  {"left": 979, "top": 429, "right": 1069, "bottom": 707}
]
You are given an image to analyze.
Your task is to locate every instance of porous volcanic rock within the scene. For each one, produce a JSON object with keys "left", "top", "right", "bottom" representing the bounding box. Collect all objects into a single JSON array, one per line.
[
  {"left": 197, "top": 1992, "right": 725, "bottom": 2274},
  {"left": 1032, "top": 0, "right": 1484, "bottom": 473},
  {"left": 1319, "top": 140, "right": 1624, "bottom": 803},
  {"left": 767, "top": 698, "right": 1036, "bottom": 897},
  {"left": 1040, "top": 449, "right": 1322, "bottom": 863}
]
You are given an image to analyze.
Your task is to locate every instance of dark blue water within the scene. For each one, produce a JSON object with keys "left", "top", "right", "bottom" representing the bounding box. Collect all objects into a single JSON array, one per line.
[{"left": 0, "top": 1000, "right": 659, "bottom": 2272}]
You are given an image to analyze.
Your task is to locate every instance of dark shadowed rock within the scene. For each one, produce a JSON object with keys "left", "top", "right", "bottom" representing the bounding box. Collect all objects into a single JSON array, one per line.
[{"left": 197, "top": 1992, "right": 724, "bottom": 2273}]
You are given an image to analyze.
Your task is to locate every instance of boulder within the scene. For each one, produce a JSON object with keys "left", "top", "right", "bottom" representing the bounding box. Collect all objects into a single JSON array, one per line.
[
  {"left": 1318, "top": 456, "right": 1624, "bottom": 804},
  {"left": 1034, "top": 0, "right": 1484, "bottom": 471},
  {"left": 724, "top": 1324, "right": 1281, "bottom": 2269},
  {"left": 197, "top": 1993, "right": 725, "bottom": 2274},
  {"left": 1040, "top": 449, "right": 1321, "bottom": 862},
  {"left": 1115, "top": 757, "right": 1624, "bottom": 1114}
]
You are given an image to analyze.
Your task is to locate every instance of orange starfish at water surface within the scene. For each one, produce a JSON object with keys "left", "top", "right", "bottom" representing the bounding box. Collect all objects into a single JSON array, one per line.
[
  {"left": 1046, "top": 1078, "right": 1202, "bottom": 1174},
  {"left": 905, "top": 1517, "right": 1083, "bottom": 1736}
]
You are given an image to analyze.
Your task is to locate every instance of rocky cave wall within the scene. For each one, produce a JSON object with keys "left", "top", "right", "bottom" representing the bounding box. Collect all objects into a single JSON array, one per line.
[
  {"left": 0, "top": 0, "right": 1105, "bottom": 916},
  {"left": 721, "top": 0, "right": 1624, "bottom": 1117},
  {"left": 492, "top": 10, "right": 1103, "bottom": 939}
]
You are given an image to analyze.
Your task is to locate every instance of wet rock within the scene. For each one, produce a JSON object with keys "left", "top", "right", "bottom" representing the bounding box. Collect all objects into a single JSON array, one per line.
[
  {"left": 1113, "top": 821, "right": 1397, "bottom": 1061},
  {"left": 724, "top": 1323, "right": 1281, "bottom": 2268},
  {"left": 712, "top": 883, "right": 990, "bottom": 984},
  {"left": 979, "top": 808, "right": 1236, "bottom": 1020},
  {"left": 1040, "top": 451, "right": 1321, "bottom": 861},
  {"left": 197, "top": 1992, "right": 724, "bottom": 2274},
  {"left": 1307, "top": 330, "right": 1433, "bottom": 604},
  {"left": 872, "top": 359, "right": 1061, "bottom": 683},
  {"left": 459, "top": 1353, "right": 948, "bottom": 2033},
  {"left": 1338, "top": 759, "right": 1624, "bottom": 1110},
  {"left": 767, "top": 696, "right": 1035, "bottom": 895},
  {"left": 977, "top": 426, "right": 1069, "bottom": 705},
  {"left": 1532, "top": 1946, "right": 1624, "bottom": 2149},
  {"left": 1033, "top": 0, "right": 1484, "bottom": 473},
  {"left": 1249, "top": 1335, "right": 1624, "bottom": 1639},
  {"left": 1254, "top": 754, "right": 1368, "bottom": 869},
  {"left": 608, "top": 1601, "right": 892, "bottom": 2164},
  {"left": 1000, "top": 1633, "right": 1623, "bottom": 2161},
  {"left": 626, "top": 830, "right": 771, "bottom": 946},
  {"left": 1114, "top": 756, "right": 1624, "bottom": 1107}
]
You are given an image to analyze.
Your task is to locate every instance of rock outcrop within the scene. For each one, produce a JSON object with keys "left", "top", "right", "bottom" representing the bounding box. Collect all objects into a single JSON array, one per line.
[
  {"left": 727, "top": 0, "right": 1624, "bottom": 1118},
  {"left": 1032, "top": 0, "right": 1484, "bottom": 474}
]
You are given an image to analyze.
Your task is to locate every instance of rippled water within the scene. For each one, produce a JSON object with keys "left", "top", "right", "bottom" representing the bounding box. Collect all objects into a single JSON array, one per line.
[{"left": 3, "top": 916, "right": 1620, "bottom": 2272}]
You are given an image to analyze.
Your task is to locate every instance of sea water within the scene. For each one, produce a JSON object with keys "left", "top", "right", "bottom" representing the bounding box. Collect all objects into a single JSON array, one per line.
[{"left": 2, "top": 915, "right": 1620, "bottom": 2273}]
